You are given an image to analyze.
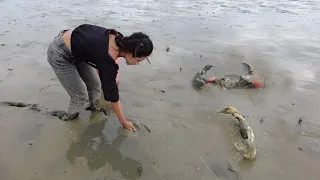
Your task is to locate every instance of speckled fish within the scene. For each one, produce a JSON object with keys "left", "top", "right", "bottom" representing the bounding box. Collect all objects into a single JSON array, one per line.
[
  {"left": 218, "top": 106, "right": 256, "bottom": 160},
  {"left": 193, "top": 62, "right": 263, "bottom": 90}
]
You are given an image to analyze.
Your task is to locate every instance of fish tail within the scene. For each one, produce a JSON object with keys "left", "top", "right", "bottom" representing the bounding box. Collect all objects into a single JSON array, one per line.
[
  {"left": 242, "top": 61, "right": 254, "bottom": 75},
  {"left": 200, "top": 64, "right": 214, "bottom": 75}
]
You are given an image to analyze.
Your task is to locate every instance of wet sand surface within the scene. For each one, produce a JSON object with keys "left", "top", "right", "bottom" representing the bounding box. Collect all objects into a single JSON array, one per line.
[{"left": 1, "top": 0, "right": 320, "bottom": 179}]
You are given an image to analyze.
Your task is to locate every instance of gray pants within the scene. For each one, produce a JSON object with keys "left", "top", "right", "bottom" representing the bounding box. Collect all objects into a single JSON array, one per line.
[{"left": 47, "top": 30, "right": 102, "bottom": 114}]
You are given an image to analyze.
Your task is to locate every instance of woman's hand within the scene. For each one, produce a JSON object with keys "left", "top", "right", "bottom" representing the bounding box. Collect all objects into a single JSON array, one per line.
[
  {"left": 111, "top": 101, "right": 136, "bottom": 131},
  {"left": 121, "top": 120, "right": 137, "bottom": 131}
]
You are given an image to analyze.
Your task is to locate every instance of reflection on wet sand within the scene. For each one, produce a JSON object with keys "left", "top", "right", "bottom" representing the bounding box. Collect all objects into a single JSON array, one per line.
[{"left": 66, "top": 116, "right": 143, "bottom": 180}]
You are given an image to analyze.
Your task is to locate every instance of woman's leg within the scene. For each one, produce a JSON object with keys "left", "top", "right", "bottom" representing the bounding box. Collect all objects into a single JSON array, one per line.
[
  {"left": 47, "top": 31, "right": 88, "bottom": 120},
  {"left": 75, "top": 61, "right": 102, "bottom": 108},
  {"left": 76, "top": 61, "right": 110, "bottom": 115}
]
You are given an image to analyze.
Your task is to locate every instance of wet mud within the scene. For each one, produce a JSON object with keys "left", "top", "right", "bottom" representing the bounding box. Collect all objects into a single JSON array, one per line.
[
  {"left": 1, "top": 0, "right": 320, "bottom": 180},
  {"left": 0, "top": 101, "right": 42, "bottom": 112}
]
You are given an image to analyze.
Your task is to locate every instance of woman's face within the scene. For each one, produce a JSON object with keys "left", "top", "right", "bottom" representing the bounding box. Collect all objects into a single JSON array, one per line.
[{"left": 125, "top": 53, "right": 147, "bottom": 65}]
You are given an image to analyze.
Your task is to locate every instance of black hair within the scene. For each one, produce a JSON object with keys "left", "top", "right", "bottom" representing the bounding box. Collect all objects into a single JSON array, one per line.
[{"left": 110, "top": 29, "right": 153, "bottom": 58}]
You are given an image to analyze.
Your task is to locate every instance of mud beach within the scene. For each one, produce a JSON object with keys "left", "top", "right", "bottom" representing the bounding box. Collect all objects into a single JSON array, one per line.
[{"left": 1, "top": 0, "right": 320, "bottom": 179}]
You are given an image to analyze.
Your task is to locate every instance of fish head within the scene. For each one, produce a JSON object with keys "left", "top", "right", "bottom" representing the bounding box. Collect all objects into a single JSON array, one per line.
[
  {"left": 240, "top": 75, "right": 253, "bottom": 83},
  {"left": 218, "top": 106, "right": 239, "bottom": 114},
  {"left": 240, "top": 75, "right": 263, "bottom": 88},
  {"left": 252, "top": 81, "right": 263, "bottom": 88}
]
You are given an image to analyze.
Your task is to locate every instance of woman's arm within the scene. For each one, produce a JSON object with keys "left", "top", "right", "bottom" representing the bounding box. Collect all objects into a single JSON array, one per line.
[
  {"left": 112, "top": 101, "right": 136, "bottom": 131},
  {"left": 111, "top": 100, "right": 126, "bottom": 123}
]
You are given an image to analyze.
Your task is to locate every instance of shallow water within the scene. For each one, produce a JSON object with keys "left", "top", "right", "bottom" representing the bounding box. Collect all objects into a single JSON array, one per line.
[{"left": 1, "top": 0, "right": 320, "bottom": 179}]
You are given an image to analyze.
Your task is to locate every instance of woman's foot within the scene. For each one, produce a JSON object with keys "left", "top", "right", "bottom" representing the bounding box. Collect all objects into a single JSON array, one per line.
[
  {"left": 85, "top": 100, "right": 109, "bottom": 115},
  {"left": 51, "top": 110, "right": 79, "bottom": 121}
]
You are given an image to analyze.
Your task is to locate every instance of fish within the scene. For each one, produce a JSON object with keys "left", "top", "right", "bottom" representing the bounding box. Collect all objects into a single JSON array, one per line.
[
  {"left": 193, "top": 62, "right": 263, "bottom": 90},
  {"left": 218, "top": 106, "right": 257, "bottom": 160}
]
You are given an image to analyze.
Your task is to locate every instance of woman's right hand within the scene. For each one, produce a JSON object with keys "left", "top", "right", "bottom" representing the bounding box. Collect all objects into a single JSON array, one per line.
[
  {"left": 111, "top": 101, "right": 136, "bottom": 131},
  {"left": 121, "top": 120, "right": 137, "bottom": 131}
]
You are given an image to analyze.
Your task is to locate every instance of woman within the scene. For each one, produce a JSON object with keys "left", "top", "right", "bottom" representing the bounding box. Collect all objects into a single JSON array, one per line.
[{"left": 47, "top": 24, "right": 153, "bottom": 131}]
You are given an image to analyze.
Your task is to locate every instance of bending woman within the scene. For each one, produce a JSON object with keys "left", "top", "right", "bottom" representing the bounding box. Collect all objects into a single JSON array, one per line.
[{"left": 47, "top": 24, "right": 153, "bottom": 131}]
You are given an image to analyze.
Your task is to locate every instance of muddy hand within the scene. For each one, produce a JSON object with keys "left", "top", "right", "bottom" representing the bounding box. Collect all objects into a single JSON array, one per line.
[{"left": 121, "top": 120, "right": 137, "bottom": 131}]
